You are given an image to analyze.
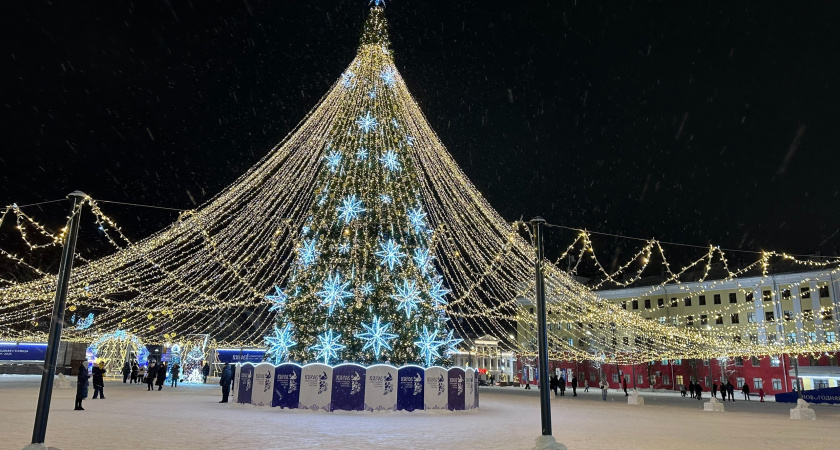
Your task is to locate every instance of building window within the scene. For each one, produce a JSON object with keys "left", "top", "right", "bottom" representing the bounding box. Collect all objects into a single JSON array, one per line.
[
  {"left": 803, "top": 310, "right": 813, "bottom": 321},
  {"left": 806, "top": 332, "right": 817, "bottom": 343},
  {"left": 819, "top": 285, "right": 829, "bottom": 298},
  {"left": 733, "top": 335, "right": 741, "bottom": 343},
  {"left": 658, "top": 317, "right": 666, "bottom": 325},
  {"left": 590, "top": 372, "right": 596, "bottom": 382},
  {"left": 736, "top": 377, "right": 745, "bottom": 388},
  {"left": 751, "top": 356, "right": 760, "bottom": 366},
  {"left": 746, "top": 292, "right": 754, "bottom": 302},
  {"left": 644, "top": 299, "right": 651, "bottom": 308},
  {"left": 771, "top": 356, "right": 780, "bottom": 367},
  {"left": 809, "top": 355, "right": 820, "bottom": 366},
  {"left": 703, "top": 359, "right": 710, "bottom": 367},
  {"left": 782, "top": 288, "right": 791, "bottom": 299},
  {"left": 657, "top": 298, "right": 664, "bottom": 308},
  {"left": 675, "top": 359, "right": 682, "bottom": 365},
  {"left": 676, "top": 375, "right": 684, "bottom": 386},
  {"left": 772, "top": 379, "right": 782, "bottom": 390},
  {"left": 699, "top": 295, "right": 706, "bottom": 306},
  {"left": 749, "top": 334, "right": 757, "bottom": 344},
  {"left": 765, "top": 311, "right": 774, "bottom": 322},
  {"left": 713, "top": 294, "right": 721, "bottom": 305},
  {"left": 632, "top": 300, "right": 638, "bottom": 310},
  {"left": 612, "top": 373, "right": 619, "bottom": 383},
  {"left": 734, "top": 356, "right": 743, "bottom": 366},
  {"left": 715, "top": 314, "right": 724, "bottom": 325},
  {"left": 768, "top": 333, "right": 777, "bottom": 343},
  {"left": 753, "top": 378, "right": 763, "bottom": 389},
  {"left": 637, "top": 374, "right": 644, "bottom": 385},
  {"left": 729, "top": 293, "right": 737, "bottom": 303},
  {"left": 731, "top": 313, "right": 740, "bottom": 324},
  {"left": 701, "top": 315, "right": 708, "bottom": 325},
  {"left": 783, "top": 310, "right": 793, "bottom": 322},
  {"left": 762, "top": 290, "right": 772, "bottom": 301},
  {"left": 684, "top": 297, "right": 692, "bottom": 307},
  {"left": 671, "top": 297, "right": 678, "bottom": 307},
  {"left": 686, "top": 315, "right": 694, "bottom": 326},
  {"left": 747, "top": 312, "right": 756, "bottom": 323},
  {"left": 621, "top": 301, "right": 627, "bottom": 310},
  {"left": 663, "top": 374, "right": 670, "bottom": 385},
  {"left": 800, "top": 287, "right": 810, "bottom": 298},
  {"left": 649, "top": 374, "right": 656, "bottom": 384},
  {"left": 827, "top": 332, "right": 836, "bottom": 344},
  {"left": 567, "top": 338, "right": 574, "bottom": 346},
  {"left": 786, "top": 332, "right": 796, "bottom": 344},
  {"left": 672, "top": 317, "right": 679, "bottom": 326},
  {"left": 823, "top": 310, "right": 833, "bottom": 321},
  {"left": 662, "top": 359, "right": 669, "bottom": 365},
  {"left": 623, "top": 337, "right": 629, "bottom": 346}
]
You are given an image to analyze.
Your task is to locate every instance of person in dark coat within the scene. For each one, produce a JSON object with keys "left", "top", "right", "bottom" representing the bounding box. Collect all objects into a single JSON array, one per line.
[
  {"left": 688, "top": 381, "right": 695, "bottom": 399},
  {"left": 695, "top": 383, "right": 702, "bottom": 400},
  {"left": 170, "top": 363, "right": 180, "bottom": 387},
  {"left": 130, "top": 362, "right": 139, "bottom": 384},
  {"left": 712, "top": 381, "right": 718, "bottom": 399},
  {"left": 75, "top": 360, "right": 90, "bottom": 411},
  {"left": 622, "top": 377, "right": 628, "bottom": 396},
  {"left": 742, "top": 382, "right": 750, "bottom": 400},
  {"left": 219, "top": 362, "right": 233, "bottom": 403},
  {"left": 156, "top": 362, "right": 167, "bottom": 390},
  {"left": 571, "top": 376, "right": 578, "bottom": 396},
  {"left": 549, "top": 374, "right": 558, "bottom": 396},
  {"left": 121, "top": 361, "right": 131, "bottom": 383},
  {"left": 147, "top": 362, "right": 157, "bottom": 391},
  {"left": 92, "top": 362, "right": 105, "bottom": 399},
  {"left": 202, "top": 362, "right": 210, "bottom": 383},
  {"left": 727, "top": 380, "right": 735, "bottom": 401},
  {"left": 558, "top": 376, "right": 566, "bottom": 396}
]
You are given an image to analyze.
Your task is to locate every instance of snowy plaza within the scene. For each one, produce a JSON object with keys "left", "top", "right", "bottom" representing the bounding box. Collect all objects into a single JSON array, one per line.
[{"left": 1, "top": 375, "right": 838, "bottom": 449}]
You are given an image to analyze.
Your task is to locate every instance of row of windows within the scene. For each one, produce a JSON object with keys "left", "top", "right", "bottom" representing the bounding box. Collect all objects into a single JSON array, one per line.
[{"left": 619, "top": 285, "right": 831, "bottom": 311}]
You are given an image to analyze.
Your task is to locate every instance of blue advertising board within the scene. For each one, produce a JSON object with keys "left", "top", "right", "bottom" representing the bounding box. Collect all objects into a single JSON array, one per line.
[
  {"left": 216, "top": 349, "right": 265, "bottom": 364},
  {"left": 331, "top": 364, "right": 366, "bottom": 411},
  {"left": 776, "top": 386, "right": 840, "bottom": 405},
  {"left": 397, "top": 365, "right": 425, "bottom": 411},
  {"left": 0, "top": 343, "right": 47, "bottom": 361},
  {"left": 273, "top": 363, "right": 302, "bottom": 409}
]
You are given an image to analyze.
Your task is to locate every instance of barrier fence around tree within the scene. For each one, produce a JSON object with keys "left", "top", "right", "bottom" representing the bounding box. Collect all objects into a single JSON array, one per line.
[{"left": 232, "top": 363, "right": 477, "bottom": 412}]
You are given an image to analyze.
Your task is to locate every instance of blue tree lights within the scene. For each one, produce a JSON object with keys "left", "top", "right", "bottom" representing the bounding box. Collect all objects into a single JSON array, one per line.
[
  {"left": 266, "top": 286, "right": 288, "bottom": 312},
  {"left": 392, "top": 278, "right": 421, "bottom": 318},
  {"left": 317, "top": 272, "right": 355, "bottom": 316},
  {"left": 415, "top": 326, "right": 444, "bottom": 368},
  {"left": 311, "top": 330, "right": 346, "bottom": 365},
  {"left": 375, "top": 238, "right": 406, "bottom": 271},
  {"left": 265, "top": 324, "right": 297, "bottom": 364},
  {"left": 355, "top": 316, "right": 398, "bottom": 359}
]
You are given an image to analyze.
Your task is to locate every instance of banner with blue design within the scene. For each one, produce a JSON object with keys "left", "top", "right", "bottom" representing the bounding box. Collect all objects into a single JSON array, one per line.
[
  {"left": 365, "top": 364, "right": 397, "bottom": 411},
  {"left": 251, "top": 362, "right": 274, "bottom": 406},
  {"left": 397, "top": 365, "right": 425, "bottom": 411},
  {"left": 465, "top": 368, "right": 476, "bottom": 409},
  {"left": 216, "top": 349, "right": 265, "bottom": 364},
  {"left": 424, "top": 366, "right": 448, "bottom": 410},
  {"left": 236, "top": 364, "right": 254, "bottom": 404},
  {"left": 331, "top": 364, "right": 366, "bottom": 411},
  {"left": 776, "top": 386, "right": 840, "bottom": 404},
  {"left": 0, "top": 342, "right": 47, "bottom": 361},
  {"left": 448, "top": 367, "right": 466, "bottom": 411},
  {"left": 273, "top": 363, "right": 301, "bottom": 409},
  {"left": 299, "top": 363, "right": 332, "bottom": 411}
]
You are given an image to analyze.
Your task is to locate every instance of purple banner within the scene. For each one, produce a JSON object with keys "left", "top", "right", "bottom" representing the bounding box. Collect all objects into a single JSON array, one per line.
[
  {"left": 448, "top": 367, "right": 466, "bottom": 411},
  {"left": 331, "top": 364, "right": 366, "bottom": 411},
  {"left": 216, "top": 349, "right": 265, "bottom": 364},
  {"left": 776, "top": 386, "right": 840, "bottom": 404},
  {"left": 272, "top": 363, "right": 301, "bottom": 409},
  {"left": 237, "top": 364, "right": 254, "bottom": 404},
  {"left": 397, "top": 365, "right": 425, "bottom": 411}
]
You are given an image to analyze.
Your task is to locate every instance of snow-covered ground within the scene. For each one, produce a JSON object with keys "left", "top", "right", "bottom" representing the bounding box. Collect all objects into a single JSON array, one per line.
[{"left": 1, "top": 375, "right": 838, "bottom": 449}]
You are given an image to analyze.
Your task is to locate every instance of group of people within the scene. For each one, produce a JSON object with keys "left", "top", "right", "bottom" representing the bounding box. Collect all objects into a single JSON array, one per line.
[
  {"left": 548, "top": 375, "right": 587, "bottom": 397},
  {"left": 682, "top": 380, "right": 765, "bottom": 402}
]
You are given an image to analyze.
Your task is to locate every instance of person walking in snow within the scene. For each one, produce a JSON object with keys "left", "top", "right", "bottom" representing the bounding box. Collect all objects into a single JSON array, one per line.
[
  {"left": 523, "top": 372, "right": 531, "bottom": 390},
  {"left": 122, "top": 361, "right": 131, "bottom": 383},
  {"left": 622, "top": 377, "right": 628, "bottom": 396},
  {"left": 571, "top": 376, "right": 578, "bottom": 396},
  {"left": 75, "top": 360, "right": 90, "bottom": 411},
  {"left": 219, "top": 362, "right": 233, "bottom": 403},
  {"left": 92, "top": 362, "right": 106, "bottom": 399},
  {"left": 558, "top": 376, "right": 566, "bottom": 396},
  {"left": 742, "top": 382, "right": 750, "bottom": 400},
  {"left": 695, "top": 383, "right": 702, "bottom": 400},
  {"left": 584, "top": 379, "right": 589, "bottom": 393},
  {"left": 549, "top": 374, "right": 558, "bottom": 397},
  {"left": 758, "top": 387, "right": 765, "bottom": 402},
  {"left": 726, "top": 380, "right": 735, "bottom": 401},
  {"left": 170, "top": 363, "right": 180, "bottom": 387},
  {"left": 156, "top": 362, "right": 167, "bottom": 390},
  {"left": 688, "top": 381, "right": 695, "bottom": 399},
  {"left": 130, "top": 362, "right": 139, "bottom": 384},
  {"left": 599, "top": 379, "right": 609, "bottom": 401},
  {"left": 712, "top": 381, "right": 718, "bottom": 399},
  {"left": 202, "top": 362, "right": 210, "bottom": 383},
  {"left": 146, "top": 362, "right": 157, "bottom": 391}
]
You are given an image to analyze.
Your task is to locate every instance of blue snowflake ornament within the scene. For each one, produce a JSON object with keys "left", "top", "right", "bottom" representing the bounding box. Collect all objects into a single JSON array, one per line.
[
  {"left": 266, "top": 286, "right": 288, "bottom": 312},
  {"left": 337, "top": 194, "right": 366, "bottom": 223},
  {"left": 415, "top": 326, "right": 444, "bottom": 367},
  {"left": 379, "top": 149, "right": 401, "bottom": 172},
  {"left": 298, "top": 238, "right": 320, "bottom": 267},
  {"left": 375, "top": 238, "right": 406, "bottom": 271},
  {"left": 441, "top": 329, "right": 463, "bottom": 356},
  {"left": 355, "top": 316, "right": 398, "bottom": 359},
  {"left": 356, "top": 111, "right": 378, "bottom": 133},
  {"left": 392, "top": 278, "right": 422, "bottom": 319},
  {"left": 316, "top": 272, "right": 355, "bottom": 316},
  {"left": 428, "top": 277, "right": 451, "bottom": 308},
  {"left": 310, "top": 330, "right": 346, "bottom": 365},
  {"left": 380, "top": 194, "right": 392, "bottom": 204},
  {"left": 380, "top": 67, "right": 397, "bottom": 87},
  {"left": 356, "top": 147, "right": 369, "bottom": 161},
  {"left": 413, "top": 247, "right": 434, "bottom": 275},
  {"left": 325, "top": 150, "right": 342, "bottom": 173},
  {"left": 407, "top": 206, "right": 427, "bottom": 233},
  {"left": 265, "top": 324, "right": 297, "bottom": 364}
]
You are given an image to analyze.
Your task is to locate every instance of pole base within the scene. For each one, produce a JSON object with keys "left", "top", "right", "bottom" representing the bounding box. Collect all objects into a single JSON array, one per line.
[
  {"left": 533, "top": 435, "right": 567, "bottom": 450},
  {"left": 23, "top": 444, "right": 62, "bottom": 450}
]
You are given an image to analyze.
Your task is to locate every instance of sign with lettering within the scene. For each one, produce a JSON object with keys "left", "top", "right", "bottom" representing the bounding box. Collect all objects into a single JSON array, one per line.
[
  {"left": 272, "top": 363, "right": 302, "bottom": 409},
  {"left": 299, "top": 363, "right": 333, "bottom": 411},
  {"left": 448, "top": 367, "right": 466, "bottom": 411},
  {"left": 397, "top": 365, "right": 425, "bottom": 412},
  {"left": 251, "top": 362, "right": 274, "bottom": 406},
  {"left": 776, "top": 386, "right": 840, "bottom": 405},
  {"left": 424, "top": 366, "right": 448, "bottom": 410},
  {"left": 331, "top": 364, "right": 366, "bottom": 411},
  {"left": 236, "top": 363, "right": 254, "bottom": 404},
  {"left": 0, "top": 343, "right": 47, "bottom": 361},
  {"left": 216, "top": 349, "right": 265, "bottom": 364},
  {"left": 465, "top": 368, "right": 476, "bottom": 410},
  {"left": 364, "top": 364, "right": 397, "bottom": 411}
]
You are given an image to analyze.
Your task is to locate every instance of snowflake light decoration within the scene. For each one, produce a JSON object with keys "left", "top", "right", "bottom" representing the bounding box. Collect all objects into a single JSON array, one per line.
[
  {"left": 380, "top": 67, "right": 397, "bottom": 87},
  {"left": 310, "top": 329, "right": 346, "bottom": 365},
  {"left": 325, "top": 150, "right": 342, "bottom": 172},
  {"left": 375, "top": 238, "right": 406, "bottom": 271},
  {"left": 441, "top": 329, "right": 463, "bottom": 356},
  {"left": 405, "top": 135, "right": 415, "bottom": 147},
  {"left": 298, "top": 238, "right": 320, "bottom": 267},
  {"left": 407, "top": 206, "right": 427, "bottom": 233},
  {"left": 316, "top": 272, "right": 354, "bottom": 316},
  {"left": 415, "top": 326, "right": 444, "bottom": 367},
  {"left": 412, "top": 247, "right": 433, "bottom": 275},
  {"left": 265, "top": 286, "right": 288, "bottom": 312},
  {"left": 73, "top": 312, "right": 95, "bottom": 330},
  {"left": 428, "top": 277, "right": 451, "bottom": 308},
  {"left": 360, "top": 282, "right": 374, "bottom": 296},
  {"left": 338, "top": 242, "right": 350, "bottom": 254},
  {"left": 342, "top": 70, "right": 356, "bottom": 88},
  {"left": 355, "top": 316, "right": 398, "bottom": 359},
  {"left": 379, "top": 149, "right": 401, "bottom": 172},
  {"left": 391, "top": 278, "right": 422, "bottom": 319},
  {"left": 337, "top": 194, "right": 366, "bottom": 223},
  {"left": 265, "top": 323, "right": 296, "bottom": 364},
  {"left": 380, "top": 194, "right": 392, "bottom": 204},
  {"left": 355, "top": 147, "right": 369, "bottom": 161},
  {"left": 356, "top": 111, "right": 378, "bottom": 133},
  {"left": 370, "top": 0, "right": 386, "bottom": 7},
  {"left": 391, "top": 117, "right": 399, "bottom": 128}
]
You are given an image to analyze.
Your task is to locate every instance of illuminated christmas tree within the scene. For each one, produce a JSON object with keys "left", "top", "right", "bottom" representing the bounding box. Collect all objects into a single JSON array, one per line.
[{"left": 268, "top": 5, "right": 456, "bottom": 367}]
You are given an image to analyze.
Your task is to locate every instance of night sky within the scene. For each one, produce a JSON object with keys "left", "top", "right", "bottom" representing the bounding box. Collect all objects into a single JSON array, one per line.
[{"left": 1, "top": 1, "right": 838, "bottom": 270}]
